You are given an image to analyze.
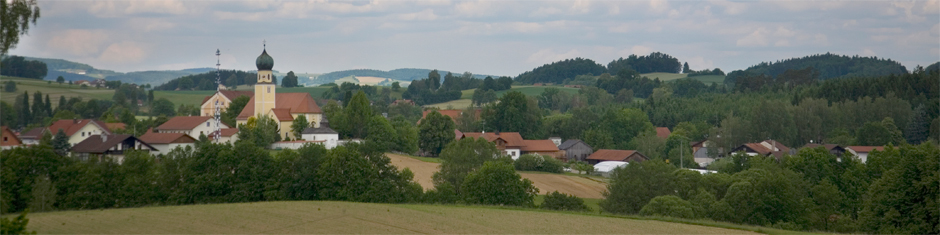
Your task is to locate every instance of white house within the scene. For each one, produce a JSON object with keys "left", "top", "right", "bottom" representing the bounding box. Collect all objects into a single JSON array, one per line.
[
  {"left": 47, "top": 119, "right": 112, "bottom": 146},
  {"left": 846, "top": 146, "right": 885, "bottom": 163},
  {"left": 138, "top": 132, "right": 197, "bottom": 155},
  {"left": 155, "top": 116, "right": 230, "bottom": 139},
  {"left": 301, "top": 118, "right": 339, "bottom": 149}
]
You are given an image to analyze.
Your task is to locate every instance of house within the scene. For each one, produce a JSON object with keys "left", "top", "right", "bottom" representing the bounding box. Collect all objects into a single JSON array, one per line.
[
  {"left": 138, "top": 132, "right": 196, "bottom": 155},
  {"left": 75, "top": 80, "right": 91, "bottom": 86},
  {"left": 200, "top": 90, "right": 254, "bottom": 116},
  {"left": 520, "top": 139, "right": 562, "bottom": 160},
  {"left": 218, "top": 128, "right": 239, "bottom": 143},
  {"left": 802, "top": 143, "right": 847, "bottom": 156},
  {"left": 691, "top": 140, "right": 718, "bottom": 167},
  {"left": 457, "top": 132, "right": 526, "bottom": 159},
  {"left": 1, "top": 126, "right": 22, "bottom": 149},
  {"left": 17, "top": 127, "right": 45, "bottom": 146},
  {"left": 155, "top": 116, "right": 230, "bottom": 139},
  {"left": 558, "top": 139, "right": 593, "bottom": 162},
  {"left": 846, "top": 146, "right": 885, "bottom": 163},
  {"left": 47, "top": 119, "right": 111, "bottom": 146},
  {"left": 301, "top": 118, "right": 339, "bottom": 149},
  {"left": 235, "top": 47, "right": 323, "bottom": 141},
  {"left": 728, "top": 140, "right": 793, "bottom": 160},
  {"left": 71, "top": 134, "right": 156, "bottom": 164},
  {"left": 586, "top": 149, "right": 649, "bottom": 164},
  {"left": 656, "top": 127, "right": 671, "bottom": 139}
]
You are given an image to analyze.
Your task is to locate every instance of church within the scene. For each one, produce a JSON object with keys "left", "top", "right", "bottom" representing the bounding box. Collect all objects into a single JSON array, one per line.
[{"left": 202, "top": 46, "right": 322, "bottom": 140}]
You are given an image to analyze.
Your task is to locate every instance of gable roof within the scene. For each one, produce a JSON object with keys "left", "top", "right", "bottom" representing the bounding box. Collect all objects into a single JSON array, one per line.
[
  {"left": 803, "top": 143, "right": 845, "bottom": 152},
  {"left": 1, "top": 126, "right": 22, "bottom": 146},
  {"left": 520, "top": 140, "right": 559, "bottom": 152},
  {"left": 303, "top": 126, "right": 338, "bottom": 134},
  {"left": 587, "top": 149, "right": 649, "bottom": 162},
  {"left": 139, "top": 132, "right": 196, "bottom": 144},
  {"left": 155, "top": 116, "right": 213, "bottom": 131},
  {"left": 459, "top": 132, "right": 526, "bottom": 147},
  {"left": 47, "top": 119, "right": 110, "bottom": 137},
  {"left": 558, "top": 139, "right": 590, "bottom": 150},
  {"left": 220, "top": 128, "right": 239, "bottom": 137},
  {"left": 236, "top": 93, "right": 322, "bottom": 120},
  {"left": 201, "top": 90, "right": 254, "bottom": 106},
  {"left": 759, "top": 139, "right": 790, "bottom": 152},
  {"left": 656, "top": 127, "right": 671, "bottom": 139},
  {"left": 846, "top": 146, "right": 885, "bottom": 153},
  {"left": 71, "top": 134, "right": 156, "bottom": 153},
  {"left": 19, "top": 127, "right": 46, "bottom": 140}
]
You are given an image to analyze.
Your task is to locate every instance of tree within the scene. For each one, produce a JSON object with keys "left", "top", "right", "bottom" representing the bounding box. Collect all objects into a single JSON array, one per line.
[
  {"left": 428, "top": 70, "right": 441, "bottom": 90},
  {"left": 51, "top": 129, "right": 69, "bottom": 156},
  {"left": 859, "top": 143, "right": 939, "bottom": 234},
  {"left": 390, "top": 117, "right": 419, "bottom": 154},
  {"left": 281, "top": 71, "right": 298, "bottom": 88},
  {"left": 178, "top": 77, "right": 194, "bottom": 90},
  {"left": 683, "top": 62, "right": 690, "bottom": 74},
  {"left": 904, "top": 104, "right": 929, "bottom": 145},
  {"left": 541, "top": 191, "right": 589, "bottom": 211},
  {"left": 0, "top": 211, "right": 35, "bottom": 235},
  {"left": 56, "top": 76, "right": 64, "bottom": 84},
  {"left": 365, "top": 115, "right": 395, "bottom": 152},
  {"left": 147, "top": 90, "right": 154, "bottom": 105},
  {"left": 418, "top": 110, "right": 456, "bottom": 156},
  {"left": 221, "top": 95, "right": 250, "bottom": 126},
  {"left": 240, "top": 114, "right": 281, "bottom": 148},
  {"left": 226, "top": 74, "right": 238, "bottom": 88},
  {"left": 0, "top": 101, "right": 15, "bottom": 127},
  {"left": 391, "top": 82, "right": 400, "bottom": 91},
  {"left": 600, "top": 160, "right": 677, "bottom": 214},
  {"left": 16, "top": 91, "right": 30, "bottom": 127},
  {"left": 290, "top": 114, "right": 309, "bottom": 140},
  {"left": 640, "top": 195, "right": 696, "bottom": 219},
  {"left": 1, "top": 0, "right": 40, "bottom": 55},
  {"left": 461, "top": 161, "right": 538, "bottom": 207},
  {"left": 28, "top": 175, "right": 55, "bottom": 212},
  {"left": 343, "top": 91, "right": 373, "bottom": 138},
  {"left": 150, "top": 98, "right": 176, "bottom": 117},
  {"left": 485, "top": 91, "right": 542, "bottom": 138},
  {"left": 433, "top": 137, "right": 502, "bottom": 195}
]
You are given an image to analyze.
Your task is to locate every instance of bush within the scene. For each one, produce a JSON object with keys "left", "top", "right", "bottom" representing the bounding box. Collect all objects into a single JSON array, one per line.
[
  {"left": 461, "top": 161, "right": 538, "bottom": 207},
  {"left": 514, "top": 154, "right": 564, "bottom": 173},
  {"left": 541, "top": 191, "right": 589, "bottom": 211},
  {"left": 639, "top": 195, "right": 695, "bottom": 219}
]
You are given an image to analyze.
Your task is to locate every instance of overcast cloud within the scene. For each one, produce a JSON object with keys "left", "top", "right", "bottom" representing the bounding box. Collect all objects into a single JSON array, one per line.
[{"left": 9, "top": 0, "right": 939, "bottom": 76}]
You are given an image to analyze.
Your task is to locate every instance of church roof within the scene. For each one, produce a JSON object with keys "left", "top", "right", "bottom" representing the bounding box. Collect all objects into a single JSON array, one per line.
[
  {"left": 271, "top": 108, "right": 294, "bottom": 121},
  {"left": 236, "top": 93, "right": 322, "bottom": 120},
  {"left": 256, "top": 49, "right": 274, "bottom": 71},
  {"left": 201, "top": 90, "right": 254, "bottom": 106}
]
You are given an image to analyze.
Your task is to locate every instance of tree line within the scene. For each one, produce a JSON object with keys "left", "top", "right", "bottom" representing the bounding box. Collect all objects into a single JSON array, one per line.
[
  {"left": 601, "top": 143, "right": 938, "bottom": 234},
  {"left": 153, "top": 70, "right": 258, "bottom": 91},
  {"left": 724, "top": 53, "right": 908, "bottom": 85}
]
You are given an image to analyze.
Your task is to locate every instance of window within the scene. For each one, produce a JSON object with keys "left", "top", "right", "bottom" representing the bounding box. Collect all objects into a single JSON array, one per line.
[
  {"left": 3, "top": 137, "right": 7, "bottom": 141},
  {"left": 207, "top": 122, "right": 210, "bottom": 127},
  {"left": 268, "top": 87, "right": 271, "bottom": 93},
  {"left": 82, "top": 132, "right": 85, "bottom": 137}
]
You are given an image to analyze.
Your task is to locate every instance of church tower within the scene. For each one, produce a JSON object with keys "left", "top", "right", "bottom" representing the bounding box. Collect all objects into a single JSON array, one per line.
[{"left": 254, "top": 45, "right": 276, "bottom": 118}]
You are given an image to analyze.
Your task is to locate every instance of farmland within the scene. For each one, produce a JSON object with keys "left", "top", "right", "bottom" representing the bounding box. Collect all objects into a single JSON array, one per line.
[
  {"left": 20, "top": 201, "right": 762, "bottom": 234},
  {"left": 0, "top": 76, "right": 114, "bottom": 107},
  {"left": 640, "top": 72, "right": 725, "bottom": 84}
]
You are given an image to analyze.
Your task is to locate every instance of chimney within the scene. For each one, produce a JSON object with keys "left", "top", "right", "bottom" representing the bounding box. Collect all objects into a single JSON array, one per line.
[
  {"left": 73, "top": 119, "right": 79, "bottom": 124},
  {"left": 101, "top": 134, "right": 107, "bottom": 142}
]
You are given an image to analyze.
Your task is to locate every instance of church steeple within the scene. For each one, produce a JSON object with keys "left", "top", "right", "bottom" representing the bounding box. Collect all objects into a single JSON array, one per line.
[{"left": 254, "top": 44, "right": 276, "bottom": 120}]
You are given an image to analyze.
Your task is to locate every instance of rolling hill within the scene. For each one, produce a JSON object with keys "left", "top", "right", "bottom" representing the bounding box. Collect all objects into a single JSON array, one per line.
[
  {"left": 313, "top": 68, "right": 498, "bottom": 85},
  {"left": 20, "top": 201, "right": 767, "bottom": 234},
  {"left": 725, "top": 53, "right": 909, "bottom": 84},
  {"left": 15, "top": 55, "right": 214, "bottom": 86}
]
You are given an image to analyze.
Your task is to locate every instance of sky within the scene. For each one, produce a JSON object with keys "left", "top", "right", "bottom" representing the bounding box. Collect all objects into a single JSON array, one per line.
[{"left": 9, "top": 0, "right": 940, "bottom": 77}]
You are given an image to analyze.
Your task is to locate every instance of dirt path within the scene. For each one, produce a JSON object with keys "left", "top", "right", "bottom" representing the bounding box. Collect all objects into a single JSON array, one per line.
[{"left": 386, "top": 153, "right": 608, "bottom": 199}]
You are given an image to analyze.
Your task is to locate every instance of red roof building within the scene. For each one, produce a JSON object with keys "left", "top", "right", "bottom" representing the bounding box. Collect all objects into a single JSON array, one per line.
[
  {"left": 1, "top": 126, "right": 22, "bottom": 149},
  {"left": 586, "top": 149, "right": 649, "bottom": 164}
]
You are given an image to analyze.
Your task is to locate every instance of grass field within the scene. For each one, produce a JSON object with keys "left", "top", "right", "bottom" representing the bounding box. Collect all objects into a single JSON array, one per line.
[
  {"left": 1, "top": 76, "right": 115, "bottom": 107},
  {"left": 20, "top": 201, "right": 765, "bottom": 234},
  {"left": 423, "top": 99, "right": 473, "bottom": 109}
]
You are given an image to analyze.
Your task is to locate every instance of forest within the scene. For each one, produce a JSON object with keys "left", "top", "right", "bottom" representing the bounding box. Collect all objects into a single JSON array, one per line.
[{"left": 153, "top": 70, "right": 258, "bottom": 91}]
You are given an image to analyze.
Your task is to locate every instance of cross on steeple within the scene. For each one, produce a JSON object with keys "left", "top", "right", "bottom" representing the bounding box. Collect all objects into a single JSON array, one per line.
[{"left": 263, "top": 40, "right": 266, "bottom": 49}]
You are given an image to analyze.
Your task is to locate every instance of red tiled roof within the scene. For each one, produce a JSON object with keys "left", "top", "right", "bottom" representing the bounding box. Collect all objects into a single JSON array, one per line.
[
  {"left": 587, "top": 149, "right": 649, "bottom": 162},
  {"left": 847, "top": 146, "right": 885, "bottom": 153},
  {"left": 520, "top": 140, "right": 559, "bottom": 152},
  {"left": 220, "top": 128, "right": 238, "bottom": 137},
  {"left": 201, "top": 91, "right": 254, "bottom": 106},
  {"left": 155, "top": 116, "right": 213, "bottom": 131},
  {"left": 656, "top": 127, "right": 671, "bottom": 139},
  {"left": 761, "top": 140, "right": 790, "bottom": 152},
  {"left": 1, "top": 126, "right": 22, "bottom": 146},
  {"left": 271, "top": 108, "right": 294, "bottom": 121},
  {"left": 236, "top": 93, "right": 322, "bottom": 119},
  {"left": 139, "top": 132, "right": 195, "bottom": 144},
  {"left": 460, "top": 132, "right": 526, "bottom": 147},
  {"left": 744, "top": 143, "right": 772, "bottom": 155},
  {"left": 47, "top": 119, "right": 110, "bottom": 137},
  {"left": 19, "top": 127, "right": 45, "bottom": 139}
]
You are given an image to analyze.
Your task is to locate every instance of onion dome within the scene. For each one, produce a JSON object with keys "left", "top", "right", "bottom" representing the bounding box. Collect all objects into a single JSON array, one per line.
[{"left": 255, "top": 49, "right": 274, "bottom": 71}]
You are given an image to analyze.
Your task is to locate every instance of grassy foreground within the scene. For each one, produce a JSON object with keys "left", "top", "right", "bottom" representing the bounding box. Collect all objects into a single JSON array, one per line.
[{"left": 21, "top": 201, "right": 763, "bottom": 234}]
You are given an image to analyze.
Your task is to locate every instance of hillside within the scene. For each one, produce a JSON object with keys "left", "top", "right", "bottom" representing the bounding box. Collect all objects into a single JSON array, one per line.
[
  {"left": 0, "top": 76, "right": 115, "bottom": 107},
  {"left": 725, "top": 53, "right": 909, "bottom": 84},
  {"left": 21, "top": 201, "right": 761, "bottom": 234},
  {"left": 105, "top": 68, "right": 214, "bottom": 86},
  {"left": 314, "top": 68, "right": 496, "bottom": 85},
  {"left": 20, "top": 56, "right": 120, "bottom": 80}
]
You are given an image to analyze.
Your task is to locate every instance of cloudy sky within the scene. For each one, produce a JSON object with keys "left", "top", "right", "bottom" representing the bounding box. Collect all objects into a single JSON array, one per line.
[{"left": 9, "top": 0, "right": 940, "bottom": 76}]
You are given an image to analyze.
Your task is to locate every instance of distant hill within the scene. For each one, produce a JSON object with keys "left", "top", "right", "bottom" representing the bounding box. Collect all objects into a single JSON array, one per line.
[
  {"left": 515, "top": 58, "right": 607, "bottom": 84},
  {"left": 313, "top": 68, "right": 495, "bottom": 85},
  {"left": 725, "top": 53, "right": 909, "bottom": 84},
  {"left": 16, "top": 56, "right": 212, "bottom": 86},
  {"left": 105, "top": 68, "right": 214, "bottom": 86}
]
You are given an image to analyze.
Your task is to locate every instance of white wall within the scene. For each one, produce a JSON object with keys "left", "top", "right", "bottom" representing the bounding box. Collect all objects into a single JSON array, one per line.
[{"left": 68, "top": 124, "right": 107, "bottom": 146}]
